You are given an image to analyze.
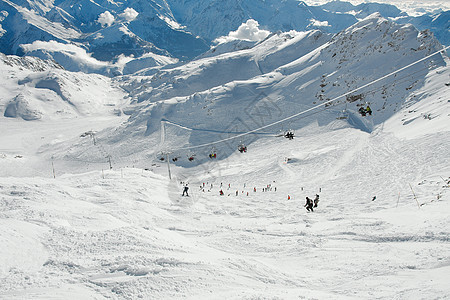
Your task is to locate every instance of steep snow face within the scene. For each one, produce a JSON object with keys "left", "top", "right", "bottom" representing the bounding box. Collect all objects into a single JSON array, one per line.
[
  {"left": 275, "top": 14, "right": 446, "bottom": 128},
  {"left": 382, "top": 63, "right": 450, "bottom": 139}
]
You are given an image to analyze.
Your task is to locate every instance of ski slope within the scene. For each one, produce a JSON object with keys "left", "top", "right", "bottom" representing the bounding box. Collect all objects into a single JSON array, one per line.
[{"left": 0, "top": 116, "right": 449, "bottom": 299}]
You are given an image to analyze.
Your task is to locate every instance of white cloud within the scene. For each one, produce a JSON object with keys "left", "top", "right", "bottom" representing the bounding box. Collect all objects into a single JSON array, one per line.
[
  {"left": 310, "top": 19, "right": 330, "bottom": 27},
  {"left": 158, "top": 15, "right": 184, "bottom": 30},
  {"left": 119, "top": 8, "right": 139, "bottom": 22},
  {"left": 214, "top": 19, "right": 271, "bottom": 44},
  {"left": 0, "top": 24, "right": 6, "bottom": 37},
  {"left": 97, "top": 11, "right": 115, "bottom": 27},
  {"left": 21, "top": 40, "right": 108, "bottom": 67}
]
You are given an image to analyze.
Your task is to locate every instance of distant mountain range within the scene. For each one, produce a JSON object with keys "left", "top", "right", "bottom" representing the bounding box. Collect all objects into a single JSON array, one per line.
[{"left": 0, "top": 0, "right": 448, "bottom": 73}]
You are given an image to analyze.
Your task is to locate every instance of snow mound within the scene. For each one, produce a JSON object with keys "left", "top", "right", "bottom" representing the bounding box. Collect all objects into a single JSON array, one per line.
[{"left": 4, "top": 94, "right": 42, "bottom": 120}]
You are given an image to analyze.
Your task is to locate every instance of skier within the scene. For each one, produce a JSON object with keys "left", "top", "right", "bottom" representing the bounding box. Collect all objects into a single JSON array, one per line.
[
  {"left": 219, "top": 189, "right": 224, "bottom": 196},
  {"left": 313, "top": 194, "right": 320, "bottom": 208},
  {"left": 366, "top": 105, "right": 372, "bottom": 116},
  {"left": 305, "top": 197, "right": 314, "bottom": 212},
  {"left": 182, "top": 184, "right": 189, "bottom": 197},
  {"left": 358, "top": 107, "right": 366, "bottom": 116}
]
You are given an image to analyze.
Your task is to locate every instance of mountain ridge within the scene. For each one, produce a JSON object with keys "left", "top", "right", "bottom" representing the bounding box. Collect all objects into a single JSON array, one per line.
[{"left": 0, "top": 0, "right": 447, "bottom": 74}]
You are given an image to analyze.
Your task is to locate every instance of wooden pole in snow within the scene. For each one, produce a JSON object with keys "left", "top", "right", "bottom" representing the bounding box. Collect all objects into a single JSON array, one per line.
[
  {"left": 409, "top": 183, "right": 420, "bottom": 208},
  {"left": 52, "top": 161, "right": 56, "bottom": 179},
  {"left": 166, "top": 153, "right": 172, "bottom": 180},
  {"left": 107, "top": 155, "right": 112, "bottom": 170}
]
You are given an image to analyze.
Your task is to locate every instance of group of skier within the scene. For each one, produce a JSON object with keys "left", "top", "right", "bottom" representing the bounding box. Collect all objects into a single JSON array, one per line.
[
  {"left": 304, "top": 194, "right": 320, "bottom": 212},
  {"left": 183, "top": 181, "right": 321, "bottom": 213},
  {"left": 358, "top": 105, "right": 372, "bottom": 116}
]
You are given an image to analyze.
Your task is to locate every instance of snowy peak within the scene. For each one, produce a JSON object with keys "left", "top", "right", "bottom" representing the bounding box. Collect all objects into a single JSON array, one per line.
[
  {"left": 330, "top": 13, "right": 443, "bottom": 59},
  {"left": 319, "top": 1, "right": 405, "bottom": 19}
]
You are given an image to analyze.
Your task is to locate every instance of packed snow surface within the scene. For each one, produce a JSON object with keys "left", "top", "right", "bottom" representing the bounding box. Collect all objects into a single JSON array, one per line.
[{"left": 1, "top": 118, "right": 449, "bottom": 299}]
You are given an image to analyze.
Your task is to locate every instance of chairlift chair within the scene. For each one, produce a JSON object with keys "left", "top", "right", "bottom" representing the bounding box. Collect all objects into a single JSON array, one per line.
[
  {"left": 284, "top": 130, "right": 294, "bottom": 140},
  {"left": 336, "top": 109, "right": 349, "bottom": 120},
  {"left": 209, "top": 147, "right": 217, "bottom": 159},
  {"left": 158, "top": 152, "right": 166, "bottom": 161}
]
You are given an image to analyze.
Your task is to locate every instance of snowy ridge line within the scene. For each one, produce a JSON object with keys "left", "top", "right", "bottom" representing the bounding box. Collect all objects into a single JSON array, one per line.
[{"left": 167, "top": 45, "right": 449, "bottom": 152}]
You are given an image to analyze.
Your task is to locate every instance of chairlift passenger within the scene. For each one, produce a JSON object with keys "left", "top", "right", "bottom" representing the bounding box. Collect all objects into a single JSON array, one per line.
[{"left": 284, "top": 131, "right": 294, "bottom": 140}]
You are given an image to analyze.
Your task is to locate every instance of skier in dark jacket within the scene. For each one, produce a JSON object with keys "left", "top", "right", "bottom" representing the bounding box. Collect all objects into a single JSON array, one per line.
[
  {"left": 313, "top": 194, "right": 320, "bottom": 208},
  {"left": 305, "top": 197, "right": 314, "bottom": 212},
  {"left": 182, "top": 185, "right": 189, "bottom": 196},
  {"left": 359, "top": 107, "right": 366, "bottom": 116}
]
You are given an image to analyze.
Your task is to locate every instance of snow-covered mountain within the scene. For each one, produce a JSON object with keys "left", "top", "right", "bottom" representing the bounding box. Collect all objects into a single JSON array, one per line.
[
  {"left": 319, "top": 0, "right": 449, "bottom": 47},
  {"left": 0, "top": 0, "right": 447, "bottom": 75},
  {"left": 0, "top": 0, "right": 208, "bottom": 64}
]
